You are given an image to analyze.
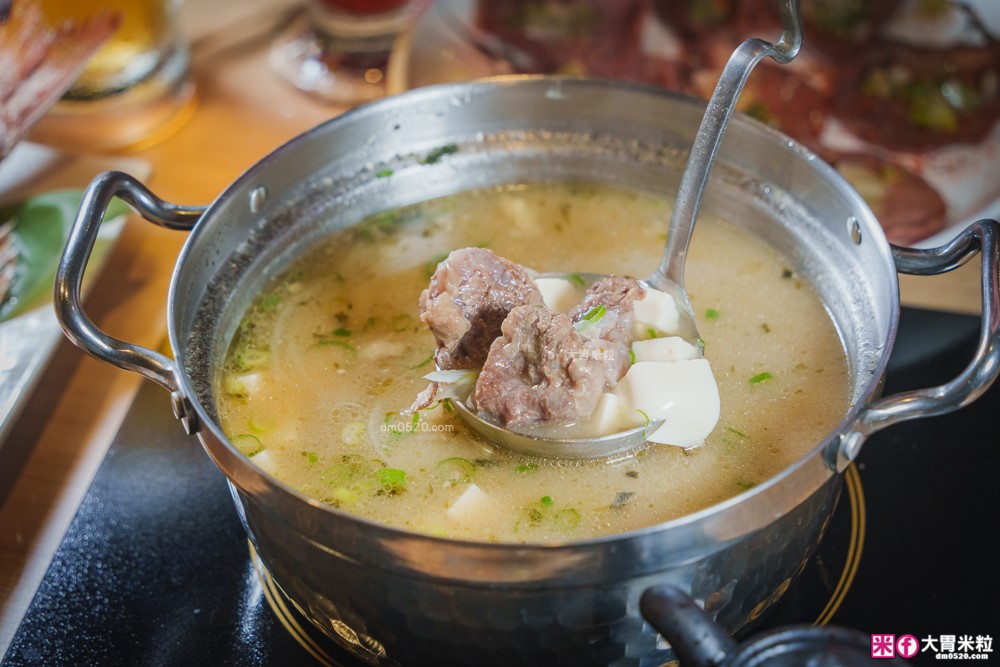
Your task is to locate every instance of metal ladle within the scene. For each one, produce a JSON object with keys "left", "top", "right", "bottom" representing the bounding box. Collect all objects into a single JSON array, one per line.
[{"left": 451, "top": 1, "right": 804, "bottom": 459}]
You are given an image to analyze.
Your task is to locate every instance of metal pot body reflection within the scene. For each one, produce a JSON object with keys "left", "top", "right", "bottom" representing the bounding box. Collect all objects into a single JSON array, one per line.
[{"left": 54, "top": 78, "right": 1000, "bottom": 666}]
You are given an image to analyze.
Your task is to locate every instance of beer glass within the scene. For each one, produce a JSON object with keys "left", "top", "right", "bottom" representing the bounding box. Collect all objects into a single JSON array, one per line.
[
  {"left": 270, "top": 0, "right": 424, "bottom": 105},
  {"left": 30, "top": 0, "right": 194, "bottom": 152}
]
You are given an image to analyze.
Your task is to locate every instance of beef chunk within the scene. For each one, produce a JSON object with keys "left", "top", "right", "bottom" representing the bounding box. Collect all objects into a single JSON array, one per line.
[
  {"left": 473, "top": 305, "right": 612, "bottom": 427},
  {"left": 570, "top": 276, "right": 644, "bottom": 384},
  {"left": 419, "top": 248, "right": 543, "bottom": 369}
]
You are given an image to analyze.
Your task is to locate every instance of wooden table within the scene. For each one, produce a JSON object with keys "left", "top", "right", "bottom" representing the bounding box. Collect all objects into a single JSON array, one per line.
[
  {"left": 0, "top": 0, "right": 347, "bottom": 650},
  {"left": 0, "top": 0, "right": 988, "bottom": 655}
]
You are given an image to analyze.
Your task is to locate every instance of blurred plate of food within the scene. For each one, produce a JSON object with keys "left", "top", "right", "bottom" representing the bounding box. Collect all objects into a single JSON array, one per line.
[
  {"left": 388, "top": 0, "right": 1000, "bottom": 248},
  {"left": 0, "top": 142, "right": 151, "bottom": 447}
]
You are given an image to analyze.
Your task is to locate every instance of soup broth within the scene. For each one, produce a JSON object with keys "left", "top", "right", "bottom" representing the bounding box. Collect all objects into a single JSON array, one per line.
[{"left": 217, "top": 183, "right": 849, "bottom": 543}]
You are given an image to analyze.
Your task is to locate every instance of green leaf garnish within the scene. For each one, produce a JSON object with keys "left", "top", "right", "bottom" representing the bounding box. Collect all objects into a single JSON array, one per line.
[{"left": 1, "top": 190, "right": 128, "bottom": 321}]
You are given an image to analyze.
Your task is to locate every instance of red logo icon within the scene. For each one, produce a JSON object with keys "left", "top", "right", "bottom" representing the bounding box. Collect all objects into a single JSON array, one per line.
[
  {"left": 896, "top": 635, "right": 919, "bottom": 658},
  {"left": 872, "top": 634, "right": 896, "bottom": 658}
]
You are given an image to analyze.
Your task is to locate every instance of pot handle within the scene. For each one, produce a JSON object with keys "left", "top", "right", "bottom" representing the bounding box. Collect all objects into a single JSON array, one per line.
[
  {"left": 834, "top": 218, "right": 1000, "bottom": 471},
  {"left": 54, "top": 171, "right": 205, "bottom": 428}
]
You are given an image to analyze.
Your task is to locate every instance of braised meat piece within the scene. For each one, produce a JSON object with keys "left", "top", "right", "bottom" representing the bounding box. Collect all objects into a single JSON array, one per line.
[
  {"left": 419, "top": 247, "right": 544, "bottom": 370},
  {"left": 472, "top": 305, "right": 610, "bottom": 427},
  {"left": 570, "top": 276, "right": 644, "bottom": 385}
]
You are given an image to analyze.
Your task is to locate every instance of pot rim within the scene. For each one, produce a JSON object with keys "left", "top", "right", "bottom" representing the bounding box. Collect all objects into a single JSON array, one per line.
[{"left": 168, "top": 75, "right": 898, "bottom": 552}]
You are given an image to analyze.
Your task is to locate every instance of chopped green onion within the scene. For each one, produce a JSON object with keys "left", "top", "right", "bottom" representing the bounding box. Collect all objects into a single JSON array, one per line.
[
  {"left": 321, "top": 455, "right": 371, "bottom": 491},
  {"left": 383, "top": 411, "right": 412, "bottom": 437},
  {"left": 540, "top": 495, "right": 554, "bottom": 507},
  {"left": 331, "top": 487, "right": 360, "bottom": 505},
  {"left": 302, "top": 451, "right": 318, "bottom": 466},
  {"left": 424, "top": 252, "right": 449, "bottom": 278},
  {"left": 377, "top": 468, "right": 407, "bottom": 493},
  {"left": 222, "top": 375, "right": 251, "bottom": 397},
  {"left": 310, "top": 339, "right": 357, "bottom": 354},
  {"left": 554, "top": 508, "right": 580, "bottom": 530},
  {"left": 232, "top": 433, "right": 264, "bottom": 458},
  {"left": 705, "top": 308, "right": 720, "bottom": 320},
  {"left": 376, "top": 168, "right": 394, "bottom": 178},
  {"left": 725, "top": 426, "right": 748, "bottom": 438},
  {"left": 255, "top": 293, "right": 281, "bottom": 313},
  {"left": 516, "top": 462, "right": 538, "bottom": 474},
  {"left": 341, "top": 422, "right": 367, "bottom": 446},
  {"left": 574, "top": 304, "right": 606, "bottom": 332},
  {"left": 435, "top": 457, "right": 476, "bottom": 485},
  {"left": 392, "top": 314, "right": 413, "bottom": 332},
  {"left": 408, "top": 352, "right": 435, "bottom": 370},
  {"left": 646, "top": 327, "right": 658, "bottom": 339},
  {"left": 248, "top": 415, "right": 274, "bottom": 433},
  {"left": 628, "top": 348, "right": 636, "bottom": 365},
  {"left": 566, "top": 273, "right": 586, "bottom": 287},
  {"left": 422, "top": 143, "right": 459, "bottom": 164},
  {"left": 636, "top": 409, "right": 651, "bottom": 428},
  {"left": 332, "top": 328, "right": 352, "bottom": 337},
  {"left": 749, "top": 371, "right": 774, "bottom": 386},
  {"left": 233, "top": 348, "right": 270, "bottom": 372}
]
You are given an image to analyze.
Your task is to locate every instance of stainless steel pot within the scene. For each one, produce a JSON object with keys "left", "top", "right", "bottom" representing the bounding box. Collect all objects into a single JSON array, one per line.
[{"left": 55, "top": 78, "right": 1000, "bottom": 667}]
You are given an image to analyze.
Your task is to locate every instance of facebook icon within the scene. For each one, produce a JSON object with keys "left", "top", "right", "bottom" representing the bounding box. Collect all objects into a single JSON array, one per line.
[{"left": 896, "top": 635, "right": 919, "bottom": 659}]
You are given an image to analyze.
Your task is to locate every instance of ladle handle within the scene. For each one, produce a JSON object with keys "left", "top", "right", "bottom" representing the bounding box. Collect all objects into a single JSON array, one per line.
[
  {"left": 834, "top": 219, "right": 1000, "bottom": 472},
  {"left": 54, "top": 171, "right": 205, "bottom": 431},
  {"left": 657, "top": 0, "right": 802, "bottom": 288}
]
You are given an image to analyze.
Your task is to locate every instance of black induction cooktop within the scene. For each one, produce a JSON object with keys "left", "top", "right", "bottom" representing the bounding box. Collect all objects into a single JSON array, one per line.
[{"left": 2, "top": 308, "right": 997, "bottom": 666}]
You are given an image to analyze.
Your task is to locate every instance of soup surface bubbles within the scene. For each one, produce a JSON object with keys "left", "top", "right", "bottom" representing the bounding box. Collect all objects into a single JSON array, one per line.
[{"left": 217, "top": 183, "right": 849, "bottom": 543}]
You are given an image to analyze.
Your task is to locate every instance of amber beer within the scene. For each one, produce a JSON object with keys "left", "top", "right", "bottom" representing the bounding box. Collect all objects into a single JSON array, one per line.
[{"left": 36, "top": 0, "right": 179, "bottom": 99}]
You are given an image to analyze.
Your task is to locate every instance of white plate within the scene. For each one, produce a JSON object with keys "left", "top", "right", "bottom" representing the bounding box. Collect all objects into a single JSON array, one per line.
[{"left": 0, "top": 143, "right": 152, "bottom": 447}]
